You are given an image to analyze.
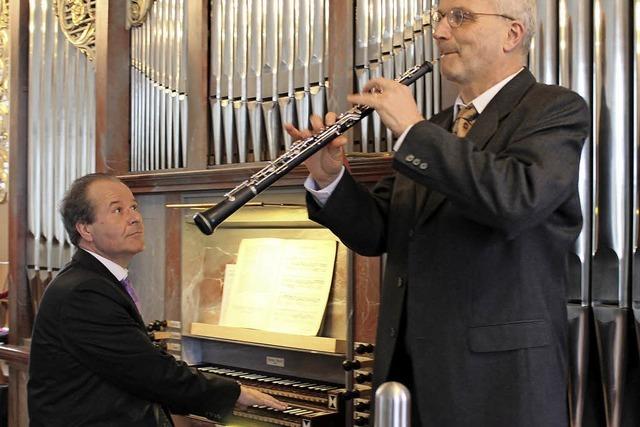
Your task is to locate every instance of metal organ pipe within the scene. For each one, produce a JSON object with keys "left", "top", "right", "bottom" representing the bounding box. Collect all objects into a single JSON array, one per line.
[{"left": 559, "top": 0, "right": 593, "bottom": 425}]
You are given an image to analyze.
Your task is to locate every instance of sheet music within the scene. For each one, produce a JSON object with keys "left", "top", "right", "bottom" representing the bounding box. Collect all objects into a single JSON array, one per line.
[{"left": 219, "top": 238, "right": 337, "bottom": 336}]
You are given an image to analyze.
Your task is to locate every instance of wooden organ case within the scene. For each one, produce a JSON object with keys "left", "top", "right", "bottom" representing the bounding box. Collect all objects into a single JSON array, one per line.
[{"left": 5, "top": 0, "right": 640, "bottom": 426}]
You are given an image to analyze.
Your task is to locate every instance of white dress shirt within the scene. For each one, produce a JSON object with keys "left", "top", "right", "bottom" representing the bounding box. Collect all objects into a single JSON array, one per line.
[{"left": 82, "top": 248, "right": 129, "bottom": 282}]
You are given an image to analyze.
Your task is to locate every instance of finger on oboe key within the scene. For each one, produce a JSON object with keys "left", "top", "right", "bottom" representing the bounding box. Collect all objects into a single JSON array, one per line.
[
  {"left": 361, "top": 77, "right": 394, "bottom": 94},
  {"left": 283, "top": 123, "right": 313, "bottom": 142},
  {"left": 325, "top": 111, "right": 338, "bottom": 126},
  {"left": 309, "top": 114, "right": 325, "bottom": 132}
]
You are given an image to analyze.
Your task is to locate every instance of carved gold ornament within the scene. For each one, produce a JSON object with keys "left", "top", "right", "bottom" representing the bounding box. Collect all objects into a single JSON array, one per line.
[
  {"left": 0, "top": 0, "right": 8, "bottom": 203},
  {"left": 54, "top": 0, "right": 96, "bottom": 61},
  {"left": 69, "top": 0, "right": 87, "bottom": 25},
  {"left": 127, "top": 0, "right": 155, "bottom": 29}
]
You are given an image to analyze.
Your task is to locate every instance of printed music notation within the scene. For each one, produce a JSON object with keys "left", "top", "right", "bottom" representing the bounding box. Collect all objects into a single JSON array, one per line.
[{"left": 219, "top": 238, "right": 338, "bottom": 336}]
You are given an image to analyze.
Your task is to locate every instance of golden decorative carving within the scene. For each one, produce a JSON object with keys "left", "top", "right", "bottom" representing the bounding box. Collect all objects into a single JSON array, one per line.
[
  {"left": 54, "top": 0, "right": 96, "bottom": 61},
  {"left": 69, "top": 0, "right": 88, "bottom": 26},
  {"left": 0, "top": 0, "right": 6, "bottom": 27},
  {"left": 0, "top": 0, "right": 9, "bottom": 203},
  {"left": 127, "top": 0, "right": 156, "bottom": 29}
]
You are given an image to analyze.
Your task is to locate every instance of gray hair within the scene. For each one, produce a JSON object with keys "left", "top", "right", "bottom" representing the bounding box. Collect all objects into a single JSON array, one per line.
[{"left": 495, "top": 0, "right": 537, "bottom": 54}]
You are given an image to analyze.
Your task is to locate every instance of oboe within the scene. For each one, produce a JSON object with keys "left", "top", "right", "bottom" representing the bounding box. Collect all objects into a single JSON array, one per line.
[{"left": 194, "top": 60, "right": 435, "bottom": 235}]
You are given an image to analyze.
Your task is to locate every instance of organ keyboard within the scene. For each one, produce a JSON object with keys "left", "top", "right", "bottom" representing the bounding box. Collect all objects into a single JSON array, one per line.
[
  {"left": 235, "top": 402, "right": 340, "bottom": 427},
  {"left": 196, "top": 364, "right": 346, "bottom": 426}
]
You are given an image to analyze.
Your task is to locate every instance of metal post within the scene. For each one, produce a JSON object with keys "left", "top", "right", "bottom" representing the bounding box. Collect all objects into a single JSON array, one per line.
[{"left": 374, "top": 381, "right": 411, "bottom": 427}]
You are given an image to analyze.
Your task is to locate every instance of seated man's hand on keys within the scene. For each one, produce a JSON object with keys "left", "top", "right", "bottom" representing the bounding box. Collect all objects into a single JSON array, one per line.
[{"left": 236, "top": 385, "right": 287, "bottom": 410}]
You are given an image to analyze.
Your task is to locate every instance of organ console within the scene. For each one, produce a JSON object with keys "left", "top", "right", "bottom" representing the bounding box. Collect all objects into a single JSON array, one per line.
[
  {"left": 354, "top": 371, "right": 372, "bottom": 384},
  {"left": 345, "top": 344, "right": 374, "bottom": 426},
  {"left": 342, "top": 356, "right": 374, "bottom": 371},
  {"left": 147, "top": 320, "right": 182, "bottom": 358},
  {"left": 197, "top": 364, "right": 346, "bottom": 426},
  {"left": 353, "top": 343, "right": 374, "bottom": 355},
  {"left": 147, "top": 319, "right": 168, "bottom": 332},
  {"left": 353, "top": 414, "right": 370, "bottom": 426},
  {"left": 353, "top": 399, "right": 370, "bottom": 412}
]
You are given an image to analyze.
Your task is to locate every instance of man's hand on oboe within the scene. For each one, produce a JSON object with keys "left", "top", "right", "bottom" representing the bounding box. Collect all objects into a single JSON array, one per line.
[
  {"left": 284, "top": 113, "right": 348, "bottom": 189},
  {"left": 348, "top": 77, "right": 424, "bottom": 136}
]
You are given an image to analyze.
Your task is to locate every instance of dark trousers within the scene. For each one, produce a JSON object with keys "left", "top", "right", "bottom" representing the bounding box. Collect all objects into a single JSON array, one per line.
[{"left": 386, "top": 309, "right": 423, "bottom": 427}]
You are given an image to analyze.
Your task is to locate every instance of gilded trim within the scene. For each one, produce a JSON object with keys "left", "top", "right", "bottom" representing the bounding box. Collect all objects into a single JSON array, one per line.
[
  {"left": 54, "top": 0, "right": 96, "bottom": 61},
  {"left": 127, "top": 0, "right": 156, "bottom": 29},
  {"left": 0, "top": 0, "right": 9, "bottom": 203}
]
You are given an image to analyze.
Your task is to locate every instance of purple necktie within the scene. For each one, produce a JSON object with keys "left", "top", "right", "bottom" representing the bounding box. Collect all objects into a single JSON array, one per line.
[{"left": 121, "top": 277, "right": 141, "bottom": 313}]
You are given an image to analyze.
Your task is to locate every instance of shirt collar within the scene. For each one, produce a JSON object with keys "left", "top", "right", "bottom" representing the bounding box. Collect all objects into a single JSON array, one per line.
[
  {"left": 453, "top": 68, "right": 524, "bottom": 118},
  {"left": 82, "top": 248, "right": 129, "bottom": 282}
]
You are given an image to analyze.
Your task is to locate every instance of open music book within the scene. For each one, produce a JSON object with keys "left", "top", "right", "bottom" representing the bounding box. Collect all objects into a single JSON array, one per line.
[{"left": 219, "top": 238, "right": 338, "bottom": 336}]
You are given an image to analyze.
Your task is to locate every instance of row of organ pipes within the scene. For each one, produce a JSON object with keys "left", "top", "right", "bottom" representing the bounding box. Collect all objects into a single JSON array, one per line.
[
  {"left": 26, "top": 0, "right": 96, "bottom": 310},
  {"left": 355, "top": 0, "right": 441, "bottom": 152},
  {"left": 210, "top": 0, "right": 328, "bottom": 164},
  {"left": 130, "top": 0, "right": 188, "bottom": 171},
  {"left": 21, "top": 0, "right": 640, "bottom": 425}
]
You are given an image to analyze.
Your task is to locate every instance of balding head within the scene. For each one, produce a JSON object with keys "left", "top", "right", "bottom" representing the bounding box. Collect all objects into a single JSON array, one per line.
[{"left": 493, "top": 0, "right": 537, "bottom": 55}]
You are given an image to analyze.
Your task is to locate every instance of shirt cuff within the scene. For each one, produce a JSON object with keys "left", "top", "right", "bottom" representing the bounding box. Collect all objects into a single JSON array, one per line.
[
  {"left": 392, "top": 124, "right": 416, "bottom": 152},
  {"left": 304, "top": 166, "right": 346, "bottom": 207}
]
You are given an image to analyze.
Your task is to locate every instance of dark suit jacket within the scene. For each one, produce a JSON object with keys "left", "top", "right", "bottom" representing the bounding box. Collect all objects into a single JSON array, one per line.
[
  {"left": 28, "top": 248, "right": 240, "bottom": 426},
  {"left": 308, "top": 70, "right": 590, "bottom": 427}
]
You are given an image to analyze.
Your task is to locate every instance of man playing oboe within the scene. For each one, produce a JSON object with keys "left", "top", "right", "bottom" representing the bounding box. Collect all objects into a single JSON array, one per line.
[{"left": 286, "top": 0, "right": 589, "bottom": 426}]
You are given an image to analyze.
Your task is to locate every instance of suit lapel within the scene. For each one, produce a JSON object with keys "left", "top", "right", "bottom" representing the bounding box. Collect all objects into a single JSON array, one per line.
[
  {"left": 466, "top": 107, "right": 498, "bottom": 150},
  {"left": 73, "top": 249, "right": 145, "bottom": 326},
  {"left": 414, "top": 69, "right": 537, "bottom": 225},
  {"left": 73, "top": 249, "right": 121, "bottom": 286},
  {"left": 467, "top": 69, "right": 536, "bottom": 151}
]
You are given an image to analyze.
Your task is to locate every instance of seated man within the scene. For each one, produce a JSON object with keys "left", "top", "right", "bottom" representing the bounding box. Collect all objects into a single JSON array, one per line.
[{"left": 28, "top": 173, "right": 285, "bottom": 426}]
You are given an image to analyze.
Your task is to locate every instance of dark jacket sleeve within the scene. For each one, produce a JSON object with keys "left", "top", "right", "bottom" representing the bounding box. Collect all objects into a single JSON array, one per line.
[
  {"left": 307, "top": 172, "right": 395, "bottom": 257},
  {"left": 59, "top": 279, "right": 240, "bottom": 422},
  {"left": 394, "top": 89, "right": 590, "bottom": 237}
]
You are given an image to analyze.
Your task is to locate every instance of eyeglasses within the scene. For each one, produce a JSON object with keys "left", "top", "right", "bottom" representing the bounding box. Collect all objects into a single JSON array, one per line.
[{"left": 431, "top": 7, "right": 516, "bottom": 28}]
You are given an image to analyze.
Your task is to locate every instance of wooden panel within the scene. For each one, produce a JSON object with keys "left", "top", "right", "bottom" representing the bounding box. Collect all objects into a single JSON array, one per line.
[
  {"left": 0, "top": 345, "right": 29, "bottom": 366},
  {"left": 7, "top": 1, "right": 31, "bottom": 425},
  {"left": 191, "top": 323, "right": 346, "bottom": 353},
  {"left": 8, "top": 366, "right": 28, "bottom": 427},
  {"left": 95, "top": 0, "right": 131, "bottom": 174},
  {"left": 186, "top": 0, "right": 210, "bottom": 169},
  {"left": 172, "top": 415, "right": 220, "bottom": 426},
  {"left": 120, "top": 156, "right": 393, "bottom": 194},
  {"left": 165, "top": 193, "right": 182, "bottom": 323},
  {"left": 327, "top": 0, "right": 354, "bottom": 114},
  {"left": 8, "top": 0, "right": 31, "bottom": 344},
  {"left": 354, "top": 255, "right": 380, "bottom": 344},
  {"left": 0, "top": 207, "right": 7, "bottom": 262}
]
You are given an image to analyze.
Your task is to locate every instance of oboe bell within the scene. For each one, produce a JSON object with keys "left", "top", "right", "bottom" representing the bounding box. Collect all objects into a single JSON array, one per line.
[
  {"left": 194, "top": 185, "right": 258, "bottom": 235},
  {"left": 194, "top": 60, "right": 435, "bottom": 236}
]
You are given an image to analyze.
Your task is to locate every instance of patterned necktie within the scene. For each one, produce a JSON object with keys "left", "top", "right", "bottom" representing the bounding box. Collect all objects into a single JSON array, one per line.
[
  {"left": 452, "top": 103, "right": 479, "bottom": 138},
  {"left": 121, "top": 277, "right": 141, "bottom": 313}
]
